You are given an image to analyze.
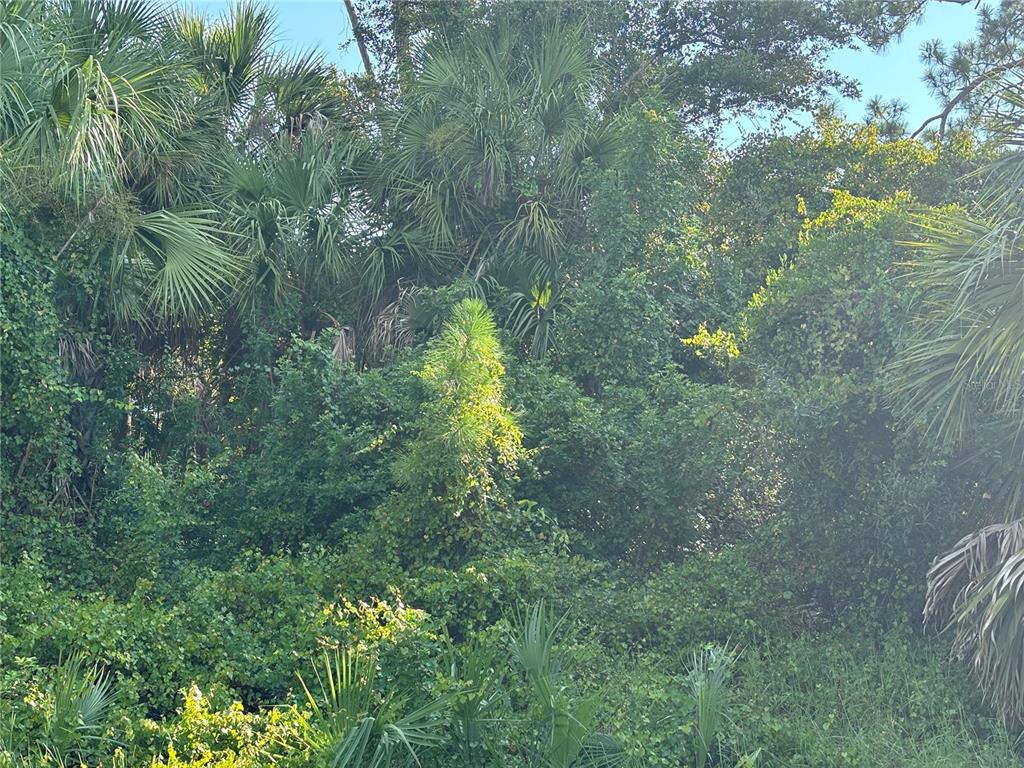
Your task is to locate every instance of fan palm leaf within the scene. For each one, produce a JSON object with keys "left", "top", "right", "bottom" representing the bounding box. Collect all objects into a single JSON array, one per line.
[
  {"left": 0, "top": 1, "right": 42, "bottom": 137},
  {"left": 375, "top": 18, "right": 602, "bottom": 339},
  {"left": 687, "top": 645, "right": 734, "bottom": 768},
  {"left": 268, "top": 49, "right": 343, "bottom": 135},
  {"left": 298, "top": 648, "right": 448, "bottom": 768},
  {"left": 894, "top": 211, "right": 1024, "bottom": 473},
  {"left": 2, "top": 0, "right": 192, "bottom": 201},
  {"left": 112, "top": 209, "right": 242, "bottom": 323},
  {"left": 508, "top": 602, "right": 626, "bottom": 768},
  {"left": 43, "top": 653, "right": 117, "bottom": 766},
  {"left": 923, "top": 523, "right": 1024, "bottom": 722},
  {"left": 176, "top": 0, "right": 274, "bottom": 122}
]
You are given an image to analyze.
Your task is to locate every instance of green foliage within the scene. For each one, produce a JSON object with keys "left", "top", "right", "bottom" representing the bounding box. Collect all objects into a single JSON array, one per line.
[
  {"left": 744, "top": 191, "right": 909, "bottom": 380},
  {"left": 298, "top": 648, "right": 448, "bottom": 768},
  {"left": 552, "top": 270, "right": 674, "bottom": 394},
  {"left": 708, "top": 118, "right": 977, "bottom": 303},
  {"left": 93, "top": 454, "right": 209, "bottom": 587},
  {"left": 730, "top": 631, "right": 1017, "bottom": 768},
  {"left": 3, "top": 1, "right": 1021, "bottom": 764},
  {"left": 0, "top": 223, "right": 79, "bottom": 513},
  {"left": 212, "top": 340, "right": 414, "bottom": 553},
  {"left": 581, "top": 546, "right": 786, "bottom": 652},
  {"left": 0, "top": 653, "right": 118, "bottom": 767},
  {"left": 736, "top": 192, "right": 978, "bottom": 621},
  {"left": 378, "top": 299, "right": 530, "bottom": 565},
  {"left": 149, "top": 689, "right": 313, "bottom": 768},
  {"left": 686, "top": 645, "right": 735, "bottom": 768},
  {"left": 514, "top": 364, "right": 780, "bottom": 564},
  {"left": 556, "top": 100, "right": 727, "bottom": 382},
  {"left": 0, "top": 550, "right": 437, "bottom": 715},
  {"left": 897, "top": 93, "right": 1024, "bottom": 721},
  {"left": 581, "top": 100, "right": 708, "bottom": 275}
]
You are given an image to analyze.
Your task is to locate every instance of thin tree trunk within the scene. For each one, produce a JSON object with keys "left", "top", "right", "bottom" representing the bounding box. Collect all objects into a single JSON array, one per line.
[
  {"left": 343, "top": 0, "right": 376, "bottom": 83},
  {"left": 392, "top": 0, "right": 412, "bottom": 93}
]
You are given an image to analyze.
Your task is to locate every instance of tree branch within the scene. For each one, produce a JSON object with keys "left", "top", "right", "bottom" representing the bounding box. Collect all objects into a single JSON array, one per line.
[{"left": 912, "top": 57, "right": 1024, "bottom": 139}]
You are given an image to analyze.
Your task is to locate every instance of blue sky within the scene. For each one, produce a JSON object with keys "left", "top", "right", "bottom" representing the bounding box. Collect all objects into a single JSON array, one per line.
[
  {"left": 829, "top": 2, "right": 978, "bottom": 129},
  {"left": 179, "top": 0, "right": 980, "bottom": 138}
]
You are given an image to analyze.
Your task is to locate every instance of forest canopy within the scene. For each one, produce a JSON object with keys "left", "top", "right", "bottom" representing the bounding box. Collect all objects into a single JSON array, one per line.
[{"left": 2, "top": 1, "right": 1024, "bottom": 766}]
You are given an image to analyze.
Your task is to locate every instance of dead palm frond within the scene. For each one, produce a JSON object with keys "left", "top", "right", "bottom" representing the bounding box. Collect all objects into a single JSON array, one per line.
[{"left": 924, "top": 522, "right": 1024, "bottom": 722}]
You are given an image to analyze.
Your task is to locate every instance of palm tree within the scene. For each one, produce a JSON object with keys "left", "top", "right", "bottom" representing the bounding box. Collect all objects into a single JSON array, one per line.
[
  {"left": 374, "top": 20, "right": 621, "bottom": 356},
  {"left": 0, "top": 0, "right": 241, "bottom": 325},
  {"left": 509, "top": 602, "right": 627, "bottom": 768},
  {"left": 1, "top": 0, "right": 356, "bottom": 328},
  {"left": 891, "top": 85, "right": 1024, "bottom": 721},
  {"left": 0, "top": 653, "right": 117, "bottom": 767},
  {"left": 172, "top": 1, "right": 345, "bottom": 143}
]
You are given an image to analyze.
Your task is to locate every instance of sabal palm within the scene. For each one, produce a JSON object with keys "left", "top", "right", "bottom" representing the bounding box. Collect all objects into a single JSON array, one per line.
[
  {"left": 0, "top": 653, "right": 117, "bottom": 767},
  {"left": 509, "top": 602, "right": 626, "bottom": 768},
  {"left": 215, "top": 117, "right": 438, "bottom": 340},
  {"left": 0, "top": 0, "right": 241, "bottom": 325},
  {"left": 219, "top": 122, "right": 353, "bottom": 307},
  {"left": 168, "top": 2, "right": 409, "bottom": 331},
  {"left": 172, "top": 2, "right": 343, "bottom": 143},
  {"left": 376, "top": 21, "right": 620, "bottom": 355},
  {"left": 1, "top": 0, "right": 193, "bottom": 199},
  {"left": 893, "top": 85, "right": 1024, "bottom": 721}
]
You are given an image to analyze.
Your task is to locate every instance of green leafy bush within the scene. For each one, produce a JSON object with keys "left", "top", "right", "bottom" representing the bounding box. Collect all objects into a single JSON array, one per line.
[
  {"left": 1, "top": 224, "right": 81, "bottom": 515},
  {"left": 739, "top": 194, "right": 983, "bottom": 622},
  {"left": 514, "top": 364, "right": 781, "bottom": 564}
]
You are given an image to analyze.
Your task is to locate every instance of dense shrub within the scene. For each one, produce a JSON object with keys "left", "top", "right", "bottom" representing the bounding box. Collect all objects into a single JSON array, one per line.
[
  {"left": 708, "top": 119, "right": 979, "bottom": 304},
  {"left": 737, "top": 193, "right": 987, "bottom": 622},
  {"left": 145, "top": 691, "right": 314, "bottom": 768},
  {"left": 206, "top": 340, "right": 419, "bottom": 554},
  {"left": 1, "top": 224, "right": 81, "bottom": 515},
  {"left": 730, "top": 630, "right": 1016, "bottom": 768},
  {"left": 514, "top": 363, "right": 782, "bottom": 564}
]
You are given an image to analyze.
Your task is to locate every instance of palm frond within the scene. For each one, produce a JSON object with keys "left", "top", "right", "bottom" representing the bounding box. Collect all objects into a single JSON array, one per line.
[
  {"left": 444, "top": 634, "right": 506, "bottom": 767},
  {"left": 924, "top": 522, "right": 1024, "bottom": 722},
  {"left": 0, "top": 0, "right": 43, "bottom": 137},
  {"left": 209, "top": 0, "right": 275, "bottom": 111},
  {"left": 509, "top": 600, "right": 565, "bottom": 708},
  {"left": 116, "top": 209, "right": 242, "bottom": 322},
  {"left": 298, "top": 648, "right": 448, "bottom": 768},
  {"left": 4, "top": 0, "right": 193, "bottom": 203},
  {"left": 687, "top": 645, "right": 735, "bottom": 768},
  {"left": 44, "top": 652, "right": 118, "bottom": 765},
  {"left": 269, "top": 49, "right": 341, "bottom": 134},
  {"left": 506, "top": 279, "right": 559, "bottom": 359},
  {"left": 895, "top": 81, "right": 1024, "bottom": 725},
  {"left": 892, "top": 208, "right": 1024, "bottom": 496}
]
